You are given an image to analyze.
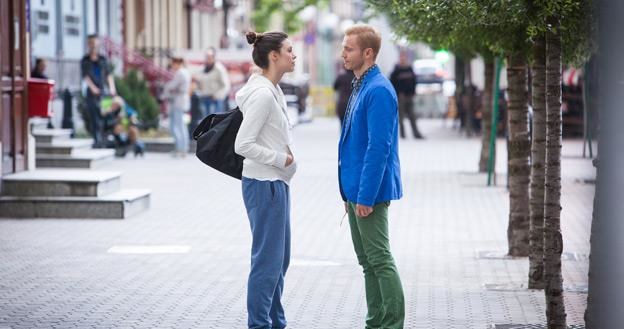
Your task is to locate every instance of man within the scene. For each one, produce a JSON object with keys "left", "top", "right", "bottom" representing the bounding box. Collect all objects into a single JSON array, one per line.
[
  {"left": 390, "top": 52, "right": 423, "bottom": 139},
  {"left": 81, "top": 34, "right": 116, "bottom": 147},
  {"left": 333, "top": 68, "right": 355, "bottom": 127},
  {"left": 196, "top": 47, "right": 231, "bottom": 115},
  {"left": 338, "top": 24, "right": 405, "bottom": 329}
]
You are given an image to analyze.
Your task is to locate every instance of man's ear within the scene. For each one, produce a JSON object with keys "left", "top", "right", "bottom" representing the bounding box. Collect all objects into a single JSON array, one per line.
[{"left": 364, "top": 48, "right": 374, "bottom": 59}]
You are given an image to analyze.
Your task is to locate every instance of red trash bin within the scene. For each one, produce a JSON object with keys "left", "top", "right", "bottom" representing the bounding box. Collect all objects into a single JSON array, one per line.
[{"left": 28, "top": 78, "right": 55, "bottom": 118}]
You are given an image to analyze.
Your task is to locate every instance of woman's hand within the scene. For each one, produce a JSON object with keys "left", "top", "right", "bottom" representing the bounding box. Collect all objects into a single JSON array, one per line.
[{"left": 285, "top": 154, "right": 294, "bottom": 167}]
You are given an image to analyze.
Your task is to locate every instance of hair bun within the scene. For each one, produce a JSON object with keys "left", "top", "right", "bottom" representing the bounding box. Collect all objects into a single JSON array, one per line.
[{"left": 246, "top": 31, "right": 263, "bottom": 45}]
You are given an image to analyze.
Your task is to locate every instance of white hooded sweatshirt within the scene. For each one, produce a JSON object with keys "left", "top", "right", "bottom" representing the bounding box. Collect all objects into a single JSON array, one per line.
[{"left": 234, "top": 74, "right": 297, "bottom": 184}]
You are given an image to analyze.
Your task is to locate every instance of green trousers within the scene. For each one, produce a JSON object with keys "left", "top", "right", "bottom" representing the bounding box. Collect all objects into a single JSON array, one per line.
[{"left": 348, "top": 201, "right": 405, "bottom": 329}]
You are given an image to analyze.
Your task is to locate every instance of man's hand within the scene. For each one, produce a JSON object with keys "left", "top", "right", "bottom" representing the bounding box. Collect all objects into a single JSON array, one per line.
[
  {"left": 285, "top": 154, "right": 294, "bottom": 167},
  {"left": 90, "top": 87, "right": 101, "bottom": 96},
  {"left": 355, "top": 204, "right": 373, "bottom": 218}
]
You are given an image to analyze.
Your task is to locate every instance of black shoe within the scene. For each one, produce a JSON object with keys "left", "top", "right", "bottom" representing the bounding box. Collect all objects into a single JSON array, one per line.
[
  {"left": 134, "top": 142, "right": 145, "bottom": 157},
  {"left": 114, "top": 146, "right": 128, "bottom": 157}
]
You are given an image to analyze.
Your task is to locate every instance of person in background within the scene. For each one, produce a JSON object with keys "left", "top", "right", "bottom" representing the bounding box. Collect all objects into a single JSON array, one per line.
[
  {"left": 81, "top": 34, "right": 116, "bottom": 148},
  {"left": 102, "top": 96, "right": 145, "bottom": 157},
  {"left": 32, "top": 58, "right": 54, "bottom": 129},
  {"left": 390, "top": 52, "right": 423, "bottom": 139},
  {"left": 196, "top": 47, "right": 231, "bottom": 116},
  {"left": 32, "top": 58, "right": 49, "bottom": 79},
  {"left": 163, "top": 55, "right": 191, "bottom": 158},
  {"left": 333, "top": 68, "right": 355, "bottom": 127}
]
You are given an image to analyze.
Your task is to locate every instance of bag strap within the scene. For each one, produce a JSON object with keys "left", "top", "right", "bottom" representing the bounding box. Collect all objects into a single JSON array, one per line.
[{"left": 192, "top": 114, "right": 215, "bottom": 140}]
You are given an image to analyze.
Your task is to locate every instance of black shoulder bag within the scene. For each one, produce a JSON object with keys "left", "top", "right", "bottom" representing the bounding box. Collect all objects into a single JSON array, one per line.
[{"left": 192, "top": 107, "right": 244, "bottom": 180}]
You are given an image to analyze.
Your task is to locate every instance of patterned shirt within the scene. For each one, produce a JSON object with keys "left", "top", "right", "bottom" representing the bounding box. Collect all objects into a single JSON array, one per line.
[{"left": 343, "top": 64, "right": 379, "bottom": 129}]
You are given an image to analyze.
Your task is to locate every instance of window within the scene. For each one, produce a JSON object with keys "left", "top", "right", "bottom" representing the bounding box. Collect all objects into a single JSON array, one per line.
[
  {"left": 34, "top": 10, "right": 50, "bottom": 35},
  {"left": 37, "top": 11, "right": 49, "bottom": 20},
  {"left": 64, "top": 15, "right": 81, "bottom": 36}
]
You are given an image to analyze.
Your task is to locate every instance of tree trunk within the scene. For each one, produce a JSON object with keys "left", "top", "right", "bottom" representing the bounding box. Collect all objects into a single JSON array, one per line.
[
  {"left": 506, "top": 52, "right": 531, "bottom": 257},
  {"left": 479, "top": 58, "right": 495, "bottom": 172},
  {"left": 544, "top": 18, "right": 567, "bottom": 328},
  {"left": 528, "top": 34, "right": 547, "bottom": 289}
]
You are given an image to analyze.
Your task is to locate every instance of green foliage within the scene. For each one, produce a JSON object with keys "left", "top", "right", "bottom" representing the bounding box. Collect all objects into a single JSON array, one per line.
[
  {"left": 252, "top": 0, "right": 323, "bottom": 34},
  {"left": 114, "top": 70, "right": 160, "bottom": 129},
  {"left": 367, "top": 0, "right": 595, "bottom": 66}
]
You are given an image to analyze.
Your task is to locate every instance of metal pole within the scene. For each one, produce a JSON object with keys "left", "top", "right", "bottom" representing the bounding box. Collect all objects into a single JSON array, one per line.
[
  {"left": 487, "top": 57, "right": 502, "bottom": 186},
  {"left": 582, "top": 61, "right": 593, "bottom": 158}
]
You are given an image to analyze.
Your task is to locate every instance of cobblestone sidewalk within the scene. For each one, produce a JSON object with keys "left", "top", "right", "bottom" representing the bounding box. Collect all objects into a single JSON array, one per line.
[{"left": 0, "top": 118, "right": 594, "bottom": 328}]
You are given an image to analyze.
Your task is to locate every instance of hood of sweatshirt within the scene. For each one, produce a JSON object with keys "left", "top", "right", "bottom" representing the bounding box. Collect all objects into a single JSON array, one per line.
[{"left": 235, "top": 73, "right": 284, "bottom": 111}]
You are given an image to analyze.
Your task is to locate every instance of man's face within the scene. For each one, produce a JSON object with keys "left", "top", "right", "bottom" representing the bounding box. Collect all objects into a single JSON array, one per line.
[
  {"left": 399, "top": 52, "right": 408, "bottom": 65},
  {"left": 205, "top": 52, "right": 215, "bottom": 66},
  {"left": 88, "top": 38, "right": 99, "bottom": 53},
  {"left": 341, "top": 34, "right": 365, "bottom": 72}
]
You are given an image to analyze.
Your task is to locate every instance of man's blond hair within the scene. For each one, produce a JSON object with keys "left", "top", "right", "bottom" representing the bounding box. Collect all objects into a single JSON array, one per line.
[{"left": 344, "top": 24, "right": 382, "bottom": 59}]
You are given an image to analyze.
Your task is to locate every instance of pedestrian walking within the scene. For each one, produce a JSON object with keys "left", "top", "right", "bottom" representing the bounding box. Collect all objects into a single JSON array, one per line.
[
  {"left": 338, "top": 24, "right": 405, "bottom": 329},
  {"left": 333, "top": 68, "right": 355, "bottom": 127},
  {"left": 390, "top": 52, "right": 423, "bottom": 139},
  {"left": 234, "top": 31, "right": 298, "bottom": 329},
  {"left": 195, "top": 47, "right": 231, "bottom": 116},
  {"left": 162, "top": 55, "right": 191, "bottom": 158},
  {"left": 81, "top": 34, "right": 116, "bottom": 148}
]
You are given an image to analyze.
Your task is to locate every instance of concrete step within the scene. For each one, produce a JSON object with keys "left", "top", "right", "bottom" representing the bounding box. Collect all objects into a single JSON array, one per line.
[
  {"left": 36, "top": 139, "right": 93, "bottom": 155},
  {"left": 0, "top": 188, "right": 151, "bottom": 219},
  {"left": 36, "top": 149, "right": 115, "bottom": 169},
  {"left": 30, "top": 117, "right": 53, "bottom": 130},
  {"left": 32, "top": 128, "right": 73, "bottom": 144},
  {"left": 1, "top": 169, "right": 121, "bottom": 197},
  {"left": 143, "top": 138, "right": 196, "bottom": 153}
]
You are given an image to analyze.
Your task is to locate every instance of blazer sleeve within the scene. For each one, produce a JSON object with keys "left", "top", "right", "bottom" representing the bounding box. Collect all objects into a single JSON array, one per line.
[
  {"left": 234, "top": 88, "right": 288, "bottom": 168},
  {"left": 357, "top": 86, "right": 398, "bottom": 206}
]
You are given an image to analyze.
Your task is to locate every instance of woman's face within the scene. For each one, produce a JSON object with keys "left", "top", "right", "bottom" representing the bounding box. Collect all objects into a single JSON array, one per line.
[{"left": 272, "top": 39, "right": 296, "bottom": 74}]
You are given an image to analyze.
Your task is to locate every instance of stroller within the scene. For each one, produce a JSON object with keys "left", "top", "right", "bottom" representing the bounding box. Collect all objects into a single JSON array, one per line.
[{"left": 101, "top": 96, "right": 145, "bottom": 157}]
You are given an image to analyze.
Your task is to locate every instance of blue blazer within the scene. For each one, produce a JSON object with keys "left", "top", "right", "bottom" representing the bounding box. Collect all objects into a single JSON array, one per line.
[{"left": 338, "top": 66, "right": 403, "bottom": 207}]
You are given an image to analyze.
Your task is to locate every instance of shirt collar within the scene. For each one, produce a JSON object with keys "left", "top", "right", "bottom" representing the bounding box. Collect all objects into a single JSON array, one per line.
[{"left": 351, "top": 64, "right": 378, "bottom": 92}]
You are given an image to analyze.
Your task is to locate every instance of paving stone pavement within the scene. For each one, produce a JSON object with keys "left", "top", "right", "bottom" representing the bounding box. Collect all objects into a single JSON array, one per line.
[{"left": 0, "top": 118, "right": 594, "bottom": 329}]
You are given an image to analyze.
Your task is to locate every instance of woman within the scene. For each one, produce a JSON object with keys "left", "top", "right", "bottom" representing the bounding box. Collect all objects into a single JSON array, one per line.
[
  {"left": 234, "top": 31, "right": 297, "bottom": 329},
  {"left": 163, "top": 56, "right": 191, "bottom": 158}
]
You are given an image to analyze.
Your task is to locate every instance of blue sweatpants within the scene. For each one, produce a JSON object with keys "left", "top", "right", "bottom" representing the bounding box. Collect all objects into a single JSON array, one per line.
[{"left": 242, "top": 177, "right": 291, "bottom": 329}]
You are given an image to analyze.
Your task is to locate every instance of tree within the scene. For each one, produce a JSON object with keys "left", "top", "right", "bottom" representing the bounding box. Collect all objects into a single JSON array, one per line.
[
  {"left": 367, "top": 0, "right": 532, "bottom": 257},
  {"left": 506, "top": 48, "right": 531, "bottom": 257},
  {"left": 528, "top": 33, "right": 547, "bottom": 289},
  {"left": 543, "top": 17, "right": 567, "bottom": 327},
  {"left": 252, "top": 0, "right": 321, "bottom": 34},
  {"left": 115, "top": 70, "right": 160, "bottom": 129}
]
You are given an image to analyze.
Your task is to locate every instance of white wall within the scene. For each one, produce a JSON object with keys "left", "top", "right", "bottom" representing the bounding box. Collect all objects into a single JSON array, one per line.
[
  {"left": 30, "top": 0, "right": 57, "bottom": 58},
  {"left": 368, "top": 15, "right": 399, "bottom": 76},
  {"left": 191, "top": 10, "right": 223, "bottom": 51},
  {"left": 85, "top": 0, "right": 96, "bottom": 35},
  {"left": 60, "top": 0, "right": 84, "bottom": 60}
]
